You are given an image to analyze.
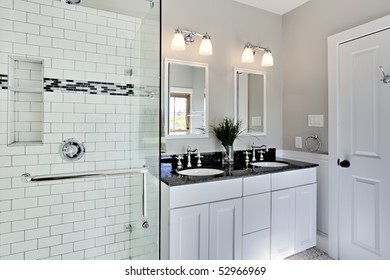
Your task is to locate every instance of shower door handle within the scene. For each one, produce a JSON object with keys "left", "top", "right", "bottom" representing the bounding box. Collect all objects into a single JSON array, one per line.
[{"left": 142, "top": 169, "right": 149, "bottom": 229}]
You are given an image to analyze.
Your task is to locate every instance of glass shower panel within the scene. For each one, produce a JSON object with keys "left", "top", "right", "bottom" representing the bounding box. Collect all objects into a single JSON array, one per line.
[
  {"left": 128, "top": 0, "right": 160, "bottom": 260},
  {"left": 0, "top": 0, "right": 160, "bottom": 260}
]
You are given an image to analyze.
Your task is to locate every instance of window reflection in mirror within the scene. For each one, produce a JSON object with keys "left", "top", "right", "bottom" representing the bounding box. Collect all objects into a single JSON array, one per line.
[
  {"left": 164, "top": 59, "right": 208, "bottom": 138},
  {"left": 234, "top": 68, "right": 266, "bottom": 135}
]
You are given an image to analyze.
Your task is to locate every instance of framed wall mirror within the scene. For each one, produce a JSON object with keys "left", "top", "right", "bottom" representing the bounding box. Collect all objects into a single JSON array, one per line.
[
  {"left": 164, "top": 59, "right": 209, "bottom": 139},
  {"left": 234, "top": 67, "right": 266, "bottom": 136}
]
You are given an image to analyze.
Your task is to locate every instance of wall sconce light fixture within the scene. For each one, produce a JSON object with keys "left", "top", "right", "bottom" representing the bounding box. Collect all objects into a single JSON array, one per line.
[
  {"left": 241, "top": 43, "right": 274, "bottom": 67},
  {"left": 171, "top": 27, "right": 213, "bottom": 56}
]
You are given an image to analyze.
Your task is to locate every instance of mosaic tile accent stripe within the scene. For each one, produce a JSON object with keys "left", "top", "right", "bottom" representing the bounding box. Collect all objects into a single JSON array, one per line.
[
  {"left": 0, "top": 74, "right": 8, "bottom": 89},
  {"left": 0, "top": 75, "right": 134, "bottom": 96},
  {"left": 44, "top": 78, "right": 134, "bottom": 96}
]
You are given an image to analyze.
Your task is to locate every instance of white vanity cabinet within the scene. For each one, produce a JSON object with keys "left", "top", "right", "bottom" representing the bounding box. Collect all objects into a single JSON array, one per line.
[
  {"left": 270, "top": 168, "right": 317, "bottom": 259},
  {"left": 242, "top": 174, "right": 271, "bottom": 260},
  {"left": 161, "top": 166, "right": 317, "bottom": 261},
  {"left": 161, "top": 178, "right": 243, "bottom": 260}
]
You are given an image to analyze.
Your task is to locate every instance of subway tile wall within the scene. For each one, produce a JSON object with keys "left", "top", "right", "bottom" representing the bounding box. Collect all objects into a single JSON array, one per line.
[{"left": 0, "top": 0, "right": 160, "bottom": 260}]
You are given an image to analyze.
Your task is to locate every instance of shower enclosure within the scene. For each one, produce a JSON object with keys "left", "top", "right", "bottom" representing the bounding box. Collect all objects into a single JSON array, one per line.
[{"left": 0, "top": 0, "right": 160, "bottom": 260}]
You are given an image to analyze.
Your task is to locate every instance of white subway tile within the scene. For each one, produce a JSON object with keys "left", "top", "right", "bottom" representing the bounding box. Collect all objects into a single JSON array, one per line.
[
  {"left": 0, "top": 156, "right": 11, "bottom": 167},
  {"left": 40, "top": 47, "right": 64, "bottom": 59},
  {"left": 75, "top": 41, "right": 96, "bottom": 53},
  {"left": 106, "top": 114, "right": 125, "bottom": 123},
  {"left": 62, "top": 212, "right": 84, "bottom": 224},
  {"left": 64, "top": 30, "right": 86, "bottom": 42},
  {"left": 52, "top": 59, "right": 75, "bottom": 70},
  {"left": 51, "top": 203, "right": 74, "bottom": 215},
  {"left": 86, "top": 14, "right": 107, "bottom": 26},
  {"left": 12, "top": 197, "right": 38, "bottom": 210},
  {"left": 0, "top": 7, "right": 26, "bottom": 22},
  {"left": 0, "top": 200, "right": 11, "bottom": 212},
  {"left": 53, "top": 18, "right": 75, "bottom": 30},
  {"left": 25, "top": 206, "right": 50, "bottom": 219},
  {"left": 11, "top": 240, "right": 37, "bottom": 254},
  {"left": 0, "top": 18, "right": 13, "bottom": 31},
  {"left": 0, "top": 244, "right": 10, "bottom": 257},
  {"left": 25, "top": 144, "right": 51, "bottom": 155},
  {"left": 65, "top": 10, "right": 87, "bottom": 23},
  {"left": 44, "top": 68, "right": 63, "bottom": 79},
  {"left": 12, "top": 218, "right": 37, "bottom": 231},
  {"left": 63, "top": 231, "right": 84, "bottom": 244},
  {"left": 63, "top": 70, "right": 86, "bottom": 81},
  {"left": 25, "top": 248, "right": 50, "bottom": 260},
  {"left": 40, "top": 5, "right": 64, "bottom": 19},
  {"left": 74, "top": 200, "right": 95, "bottom": 212},
  {"left": 62, "top": 113, "right": 85, "bottom": 123},
  {"left": 63, "top": 49, "right": 86, "bottom": 61},
  {"left": 50, "top": 163, "right": 74, "bottom": 174},
  {"left": 51, "top": 102, "right": 74, "bottom": 113},
  {"left": 62, "top": 250, "right": 85, "bottom": 260},
  {"left": 52, "top": 38, "right": 75, "bottom": 50},
  {"left": 117, "top": 29, "right": 135, "bottom": 40},
  {"left": 74, "top": 219, "right": 95, "bottom": 231},
  {"left": 25, "top": 227, "right": 50, "bottom": 240},
  {"left": 50, "top": 223, "right": 74, "bottom": 236},
  {"left": 86, "top": 33, "right": 106, "bottom": 45},
  {"left": 76, "top": 22, "right": 96, "bottom": 34},
  {"left": 74, "top": 239, "right": 94, "bottom": 251},
  {"left": 107, "top": 37, "right": 126, "bottom": 48},
  {"left": 85, "top": 72, "right": 106, "bottom": 82},
  {"left": 85, "top": 246, "right": 105, "bottom": 259},
  {"left": 0, "top": 30, "right": 26, "bottom": 44},
  {"left": 51, "top": 122, "right": 73, "bottom": 133},
  {"left": 63, "top": 192, "right": 84, "bottom": 203},
  {"left": 12, "top": 155, "right": 38, "bottom": 166},
  {"left": 74, "top": 123, "right": 95, "bottom": 133},
  {"left": 13, "top": 43, "right": 39, "bottom": 56},
  {"left": 97, "top": 63, "right": 115, "bottom": 74},
  {"left": 75, "top": 104, "right": 95, "bottom": 113},
  {"left": 0, "top": 209, "right": 24, "bottom": 223},
  {"left": 38, "top": 194, "right": 62, "bottom": 207},
  {"left": 63, "top": 92, "right": 85, "bottom": 103},
  {"left": 27, "top": 12, "right": 52, "bottom": 27},
  {"left": 75, "top": 61, "right": 95, "bottom": 72},
  {"left": 97, "top": 25, "right": 116, "bottom": 37},
  {"left": 96, "top": 124, "right": 115, "bottom": 133},
  {"left": 86, "top": 53, "right": 106, "bottom": 64},
  {"left": 0, "top": 231, "right": 24, "bottom": 246},
  {"left": 14, "top": 0, "right": 40, "bottom": 14},
  {"left": 14, "top": 21, "right": 39, "bottom": 34},
  {"left": 50, "top": 243, "right": 73, "bottom": 257},
  {"left": 40, "top": 26, "right": 64, "bottom": 39},
  {"left": 38, "top": 214, "right": 63, "bottom": 227}
]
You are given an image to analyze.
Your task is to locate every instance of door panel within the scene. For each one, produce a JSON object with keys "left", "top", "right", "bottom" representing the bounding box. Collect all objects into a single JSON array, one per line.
[{"left": 338, "top": 28, "right": 390, "bottom": 259}]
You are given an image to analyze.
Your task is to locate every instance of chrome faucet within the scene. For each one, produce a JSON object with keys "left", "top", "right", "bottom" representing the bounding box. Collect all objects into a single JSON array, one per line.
[
  {"left": 251, "top": 143, "right": 268, "bottom": 161},
  {"left": 186, "top": 146, "right": 198, "bottom": 168},
  {"left": 176, "top": 155, "right": 183, "bottom": 171}
]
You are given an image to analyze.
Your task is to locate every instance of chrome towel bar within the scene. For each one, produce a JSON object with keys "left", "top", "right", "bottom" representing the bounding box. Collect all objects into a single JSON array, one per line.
[
  {"left": 21, "top": 166, "right": 148, "bottom": 183},
  {"left": 21, "top": 166, "right": 150, "bottom": 229}
]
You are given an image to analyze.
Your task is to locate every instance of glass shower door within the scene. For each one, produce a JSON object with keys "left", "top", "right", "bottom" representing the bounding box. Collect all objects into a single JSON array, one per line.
[{"left": 0, "top": 0, "right": 160, "bottom": 260}]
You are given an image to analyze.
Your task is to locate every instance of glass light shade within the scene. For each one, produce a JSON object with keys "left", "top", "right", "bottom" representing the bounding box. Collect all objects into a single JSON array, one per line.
[
  {"left": 171, "top": 32, "right": 185, "bottom": 51},
  {"left": 199, "top": 38, "right": 213, "bottom": 56},
  {"left": 241, "top": 47, "right": 254, "bottom": 63},
  {"left": 261, "top": 51, "right": 274, "bottom": 67}
]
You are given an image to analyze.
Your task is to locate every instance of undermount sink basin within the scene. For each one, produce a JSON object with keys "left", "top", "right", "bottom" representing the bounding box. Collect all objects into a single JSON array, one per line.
[
  {"left": 177, "top": 168, "right": 224, "bottom": 177},
  {"left": 250, "top": 161, "right": 289, "bottom": 168}
]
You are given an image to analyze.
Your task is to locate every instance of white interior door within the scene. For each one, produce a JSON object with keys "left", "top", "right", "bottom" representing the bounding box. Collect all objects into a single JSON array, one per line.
[{"left": 338, "top": 28, "right": 390, "bottom": 259}]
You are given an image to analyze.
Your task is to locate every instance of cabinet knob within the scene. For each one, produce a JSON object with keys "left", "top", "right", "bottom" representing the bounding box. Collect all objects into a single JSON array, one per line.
[{"left": 338, "top": 159, "right": 350, "bottom": 168}]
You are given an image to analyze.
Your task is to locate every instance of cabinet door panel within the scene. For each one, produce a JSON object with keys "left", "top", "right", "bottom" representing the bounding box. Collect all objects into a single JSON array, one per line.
[
  {"left": 295, "top": 184, "right": 317, "bottom": 252},
  {"left": 243, "top": 229, "right": 270, "bottom": 260},
  {"left": 271, "top": 188, "right": 295, "bottom": 259},
  {"left": 170, "top": 204, "right": 209, "bottom": 260},
  {"left": 209, "top": 198, "right": 242, "bottom": 260},
  {"left": 243, "top": 193, "right": 270, "bottom": 234}
]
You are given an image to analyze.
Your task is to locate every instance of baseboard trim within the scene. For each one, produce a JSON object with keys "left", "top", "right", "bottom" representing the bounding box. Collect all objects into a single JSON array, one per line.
[{"left": 316, "top": 232, "right": 329, "bottom": 255}]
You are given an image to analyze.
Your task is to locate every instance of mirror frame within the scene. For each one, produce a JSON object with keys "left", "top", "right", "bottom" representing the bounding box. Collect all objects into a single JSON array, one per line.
[
  {"left": 234, "top": 67, "right": 267, "bottom": 136},
  {"left": 164, "top": 58, "right": 209, "bottom": 139}
]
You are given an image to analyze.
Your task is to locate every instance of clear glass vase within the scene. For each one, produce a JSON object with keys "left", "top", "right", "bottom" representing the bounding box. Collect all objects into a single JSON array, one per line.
[{"left": 223, "top": 145, "right": 234, "bottom": 165}]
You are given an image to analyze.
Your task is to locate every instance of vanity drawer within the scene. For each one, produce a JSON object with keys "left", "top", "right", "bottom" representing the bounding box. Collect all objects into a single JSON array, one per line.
[
  {"left": 271, "top": 168, "right": 316, "bottom": 191},
  {"left": 243, "top": 174, "right": 271, "bottom": 196},
  {"left": 169, "top": 178, "right": 242, "bottom": 209},
  {"left": 243, "top": 192, "right": 270, "bottom": 234}
]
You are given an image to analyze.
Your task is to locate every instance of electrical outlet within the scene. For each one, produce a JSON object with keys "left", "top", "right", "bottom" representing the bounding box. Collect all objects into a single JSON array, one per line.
[{"left": 295, "top": 136, "right": 303, "bottom": 149}]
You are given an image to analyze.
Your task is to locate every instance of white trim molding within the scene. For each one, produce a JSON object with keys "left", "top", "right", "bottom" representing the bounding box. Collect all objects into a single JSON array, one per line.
[{"left": 328, "top": 15, "right": 390, "bottom": 260}]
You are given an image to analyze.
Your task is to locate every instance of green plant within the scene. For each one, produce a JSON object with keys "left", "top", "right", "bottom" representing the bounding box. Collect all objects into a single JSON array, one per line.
[{"left": 211, "top": 117, "right": 243, "bottom": 147}]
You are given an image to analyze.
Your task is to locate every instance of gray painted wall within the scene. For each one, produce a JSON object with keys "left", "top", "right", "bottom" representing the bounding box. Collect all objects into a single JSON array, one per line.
[
  {"left": 163, "top": 0, "right": 283, "bottom": 155},
  {"left": 283, "top": 0, "right": 390, "bottom": 154}
]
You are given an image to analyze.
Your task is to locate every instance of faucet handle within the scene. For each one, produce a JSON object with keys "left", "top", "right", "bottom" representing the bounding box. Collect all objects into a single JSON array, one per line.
[{"left": 259, "top": 150, "right": 265, "bottom": 161}]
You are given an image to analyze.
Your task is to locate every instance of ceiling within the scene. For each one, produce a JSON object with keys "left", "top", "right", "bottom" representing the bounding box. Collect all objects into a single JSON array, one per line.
[{"left": 232, "top": 0, "right": 312, "bottom": 15}]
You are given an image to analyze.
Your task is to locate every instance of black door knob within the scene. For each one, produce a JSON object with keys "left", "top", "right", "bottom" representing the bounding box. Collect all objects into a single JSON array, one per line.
[{"left": 338, "top": 159, "right": 350, "bottom": 168}]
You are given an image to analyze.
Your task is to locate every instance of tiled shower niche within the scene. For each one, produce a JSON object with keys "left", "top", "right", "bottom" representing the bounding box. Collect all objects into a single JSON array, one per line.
[{"left": 7, "top": 56, "right": 44, "bottom": 145}]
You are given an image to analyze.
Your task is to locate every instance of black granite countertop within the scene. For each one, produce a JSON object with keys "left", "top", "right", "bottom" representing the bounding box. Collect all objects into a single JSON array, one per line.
[{"left": 161, "top": 154, "right": 318, "bottom": 186}]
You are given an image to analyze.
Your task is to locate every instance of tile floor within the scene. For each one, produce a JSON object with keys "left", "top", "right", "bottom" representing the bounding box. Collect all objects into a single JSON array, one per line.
[{"left": 285, "top": 247, "right": 334, "bottom": 260}]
